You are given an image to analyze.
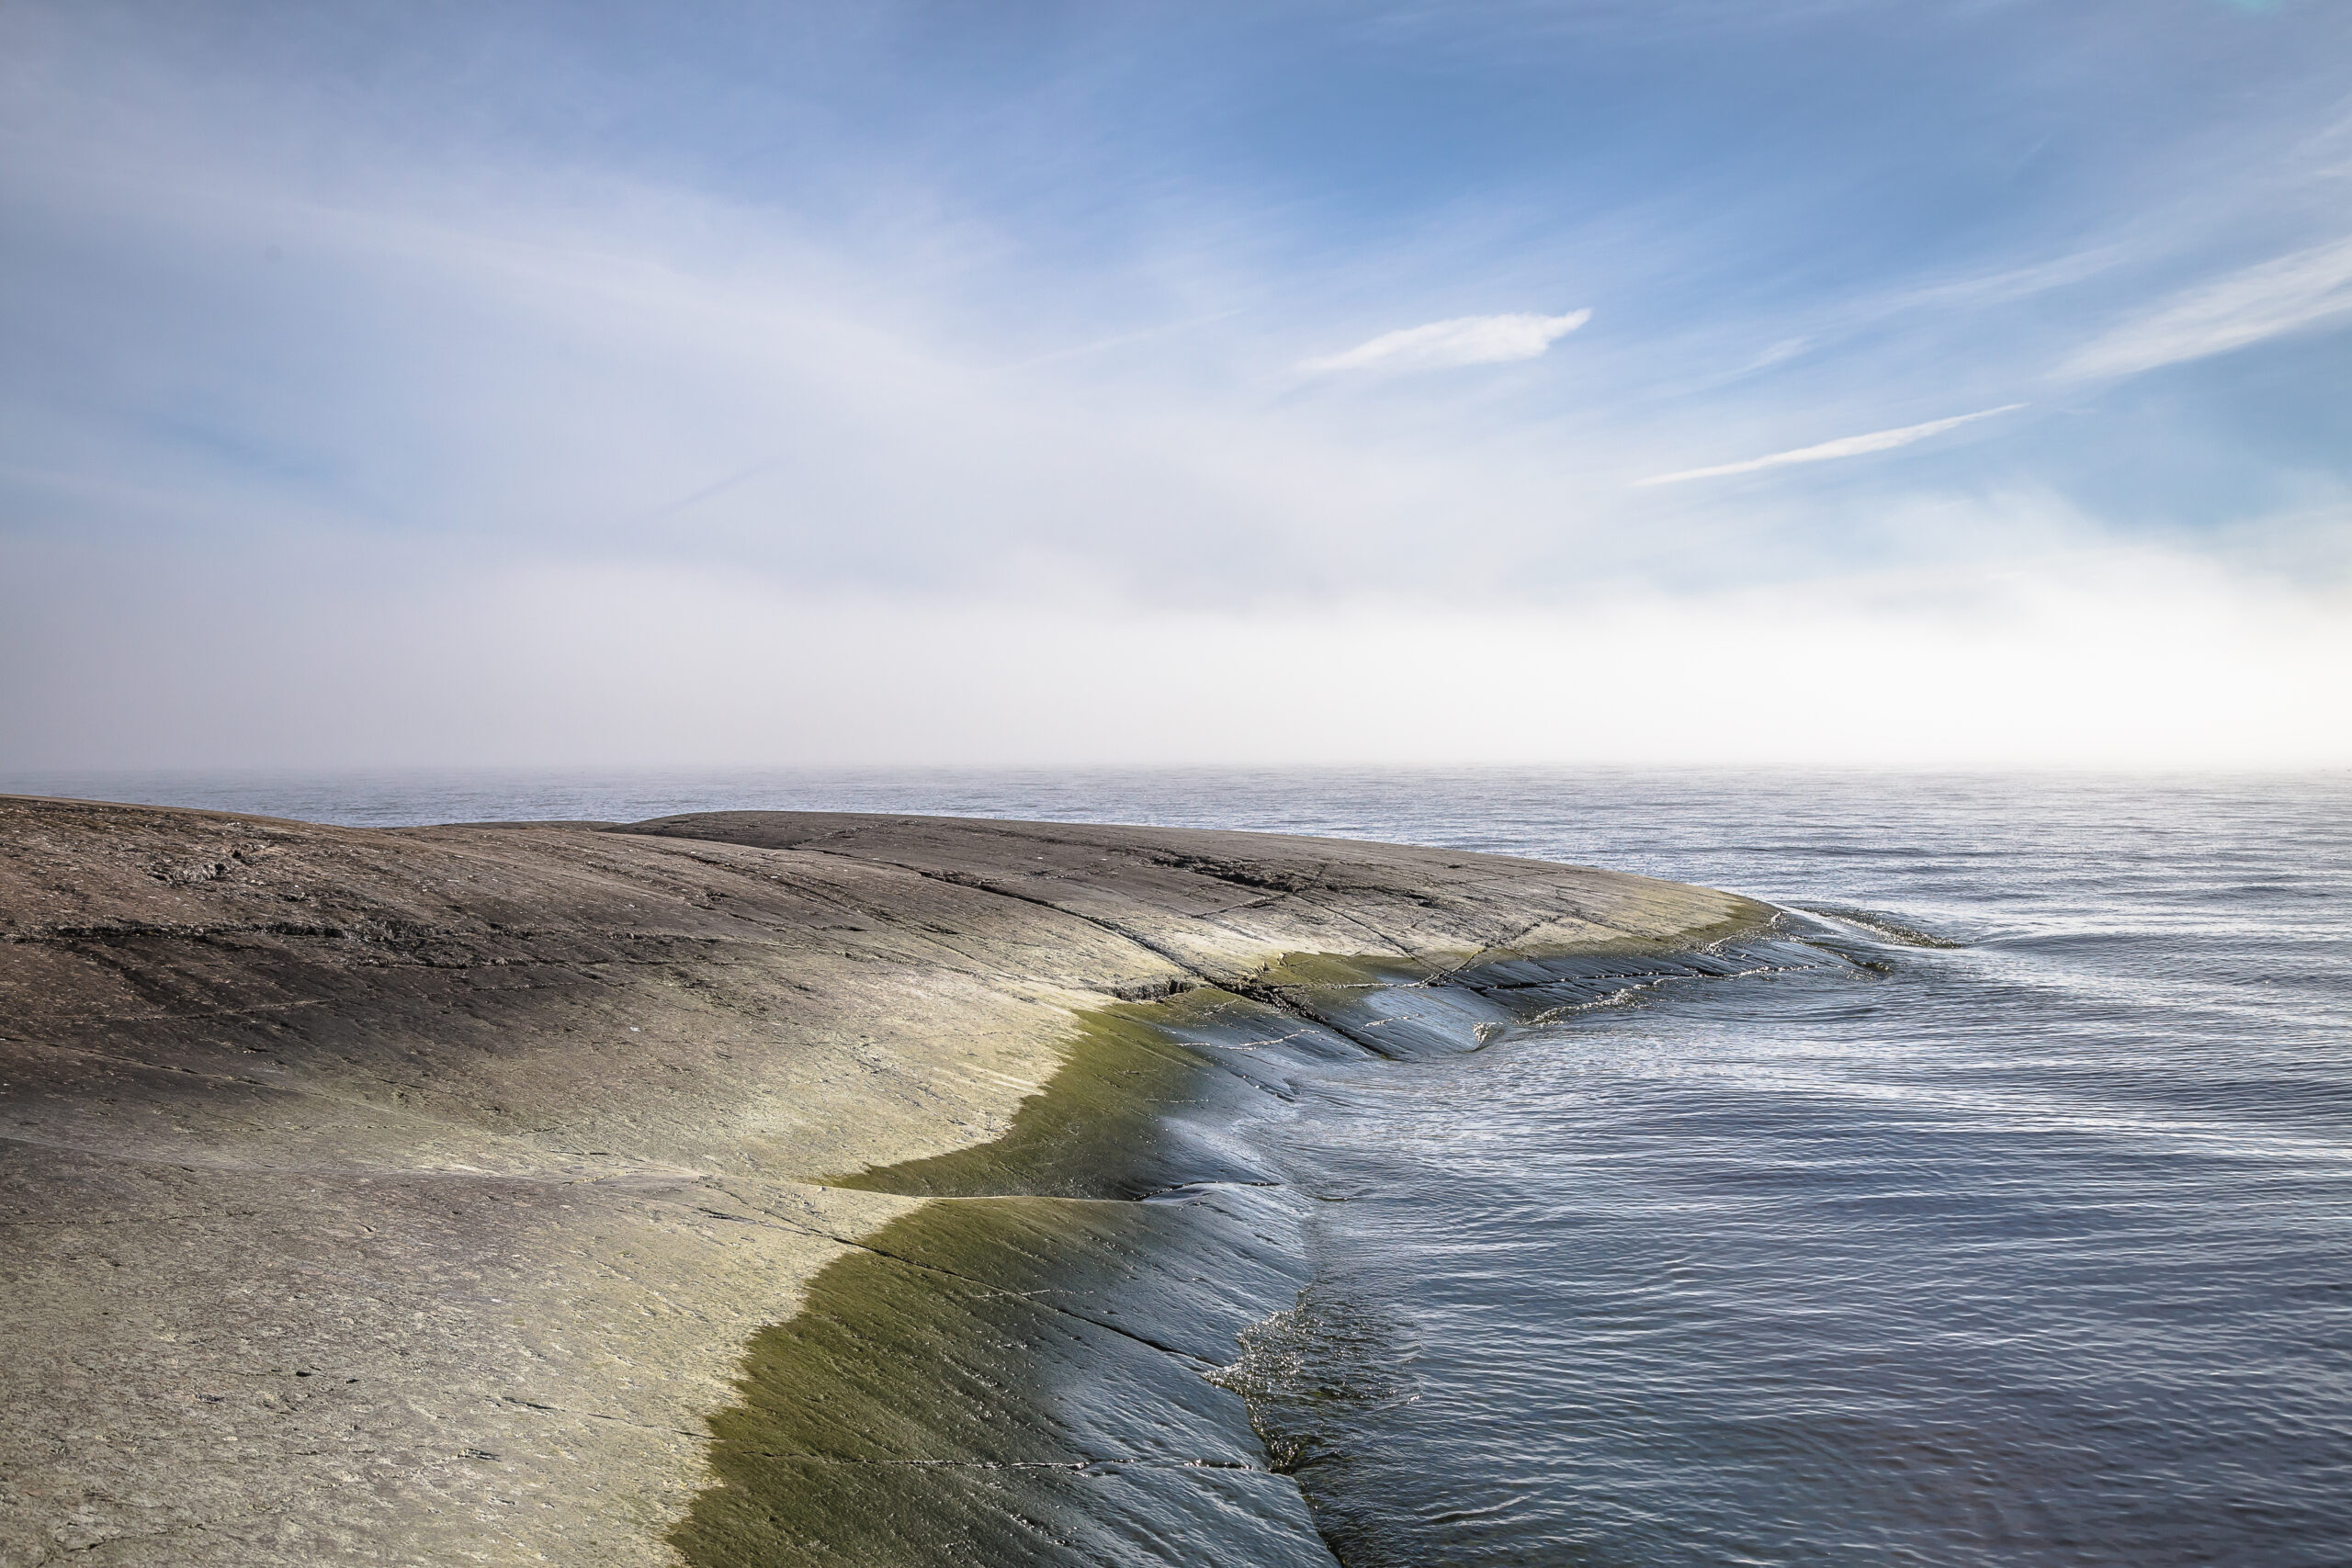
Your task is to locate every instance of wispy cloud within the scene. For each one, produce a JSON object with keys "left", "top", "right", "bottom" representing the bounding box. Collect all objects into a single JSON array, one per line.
[
  {"left": 1633, "top": 404, "right": 2027, "bottom": 487},
  {"left": 2059, "top": 234, "right": 2352, "bottom": 379},
  {"left": 1302, "top": 310, "right": 1590, "bottom": 374}
]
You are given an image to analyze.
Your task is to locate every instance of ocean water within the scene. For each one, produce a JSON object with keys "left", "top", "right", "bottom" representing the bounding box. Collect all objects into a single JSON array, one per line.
[{"left": 19, "top": 768, "right": 2351, "bottom": 1565}]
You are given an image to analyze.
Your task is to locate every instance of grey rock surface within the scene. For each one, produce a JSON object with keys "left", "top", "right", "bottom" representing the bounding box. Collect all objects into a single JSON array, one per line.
[{"left": 1, "top": 797, "right": 1767, "bottom": 1566}]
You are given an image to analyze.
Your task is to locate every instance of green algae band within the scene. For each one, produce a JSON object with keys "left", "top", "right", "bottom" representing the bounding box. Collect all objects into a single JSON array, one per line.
[
  {"left": 833, "top": 993, "right": 1297, "bottom": 1202},
  {"left": 673, "top": 1190, "right": 1327, "bottom": 1566},
  {"left": 677, "top": 992, "right": 1335, "bottom": 1567}
]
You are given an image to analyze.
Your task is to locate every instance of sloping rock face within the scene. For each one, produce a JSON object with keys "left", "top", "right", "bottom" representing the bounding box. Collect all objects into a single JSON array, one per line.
[{"left": 0, "top": 798, "right": 1765, "bottom": 1566}]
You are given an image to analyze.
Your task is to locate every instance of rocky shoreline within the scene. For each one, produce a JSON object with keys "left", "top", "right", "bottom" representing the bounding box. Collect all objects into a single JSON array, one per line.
[{"left": 1, "top": 798, "right": 1767, "bottom": 1565}]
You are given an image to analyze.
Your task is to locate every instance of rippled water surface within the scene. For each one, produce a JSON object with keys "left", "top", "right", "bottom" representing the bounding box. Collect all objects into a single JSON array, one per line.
[{"left": 20, "top": 768, "right": 2351, "bottom": 1565}]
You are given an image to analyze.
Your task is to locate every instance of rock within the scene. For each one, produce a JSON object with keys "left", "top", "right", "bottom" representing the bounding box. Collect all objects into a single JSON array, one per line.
[{"left": 0, "top": 797, "right": 1766, "bottom": 1566}]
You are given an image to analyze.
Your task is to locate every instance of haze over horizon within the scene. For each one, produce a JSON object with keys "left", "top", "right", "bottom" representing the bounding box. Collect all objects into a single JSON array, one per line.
[{"left": 4, "top": 0, "right": 2348, "bottom": 772}]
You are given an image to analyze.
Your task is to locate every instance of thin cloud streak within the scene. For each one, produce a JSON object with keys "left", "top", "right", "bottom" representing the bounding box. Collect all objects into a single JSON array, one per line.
[
  {"left": 1303, "top": 310, "right": 1590, "bottom": 373},
  {"left": 2059, "top": 234, "right": 2352, "bottom": 379},
  {"left": 1634, "top": 404, "right": 2028, "bottom": 487}
]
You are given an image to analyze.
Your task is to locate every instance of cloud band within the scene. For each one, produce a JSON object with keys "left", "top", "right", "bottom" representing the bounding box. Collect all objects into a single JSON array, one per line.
[{"left": 1634, "top": 403, "right": 2027, "bottom": 487}]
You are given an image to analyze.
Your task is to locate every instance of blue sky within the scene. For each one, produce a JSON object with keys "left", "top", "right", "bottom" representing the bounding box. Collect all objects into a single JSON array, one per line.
[{"left": 4, "top": 0, "right": 2348, "bottom": 767}]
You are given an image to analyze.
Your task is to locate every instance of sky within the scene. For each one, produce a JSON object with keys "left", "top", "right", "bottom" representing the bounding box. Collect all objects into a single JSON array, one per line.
[{"left": 3, "top": 0, "right": 2348, "bottom": 771}]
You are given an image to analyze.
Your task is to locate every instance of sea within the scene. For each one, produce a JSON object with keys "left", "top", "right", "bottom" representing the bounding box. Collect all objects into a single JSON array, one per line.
[{"left": 17, "top": 767, "right": 2350, "bottom": 1566}]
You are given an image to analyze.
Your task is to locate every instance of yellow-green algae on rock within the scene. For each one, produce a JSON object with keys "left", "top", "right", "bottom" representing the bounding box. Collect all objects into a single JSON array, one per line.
[
  {"left": 1, "top": 798, "right": 1769, "bottom": 1566},
  {"left": 828, "top": 989, "right": 1274, "bottom": 1201},
  {"left": 674, "top": 989, "right": 1341, "bottom": 1566}
]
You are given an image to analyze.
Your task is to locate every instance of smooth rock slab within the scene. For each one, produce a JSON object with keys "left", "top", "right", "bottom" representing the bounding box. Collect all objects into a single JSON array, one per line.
[{"left": 0, "top": 798, "right": 1766, "bottom": 1566}]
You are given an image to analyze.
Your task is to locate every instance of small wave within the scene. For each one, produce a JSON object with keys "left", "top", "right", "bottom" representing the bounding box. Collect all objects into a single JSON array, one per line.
[
  {"left": 1524, "top": 984, "right": 1653, "bottom": 1026},
  {"left": 1205, "top": 1289, "right": 1419, "bottom": 1475},
  {"left": 1792, "top": 903, "right": 1966, "bottom": 949}
]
